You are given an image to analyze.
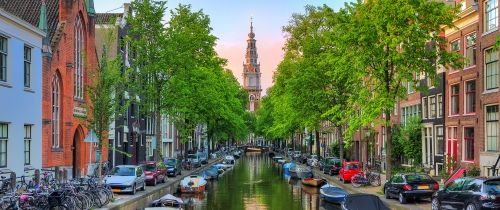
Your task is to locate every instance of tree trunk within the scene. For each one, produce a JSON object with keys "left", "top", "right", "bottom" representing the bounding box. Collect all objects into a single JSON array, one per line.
[
  {"left": 338, "top": 126, "right": 344, "bottom": 162},
  {"left": 385, "top": 110, "right": 392, "bottom": 179},
  {"left": 315, "top": 130, "right": 320, "bottom": 160},
  {"left": 154, "top": 109, "right": 162, "bottom": 162},
  {"left": 309, "top": 133, "right": 313, "bottom": 155},
  {"left": 98, "top": 137, "right": 103, "bottom": 177}
]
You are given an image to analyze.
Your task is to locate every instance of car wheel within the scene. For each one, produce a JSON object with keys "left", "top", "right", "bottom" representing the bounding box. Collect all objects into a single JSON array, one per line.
[
  {"left": 431, "top": 198, "right": 440, "bottom": 210},
  {"left": 132, "top": 184, "right": 136, "bottom": 195},
  {"left": 384, "top": 188, "right": 391, "bottom": 199},
  {"left": 466, "top": 203, "right": 477, "bottom": 210},
  {"left": 141, "top": 182, "right": 146, "bottom": 191},
  {"left": 398, "top": 193, "right": 407, "bottom": 204}
]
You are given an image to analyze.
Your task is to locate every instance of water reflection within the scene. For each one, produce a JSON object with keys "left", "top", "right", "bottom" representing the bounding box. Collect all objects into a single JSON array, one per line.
[{"left": 177, "top": 153, "right": 342, "bottom": 210}]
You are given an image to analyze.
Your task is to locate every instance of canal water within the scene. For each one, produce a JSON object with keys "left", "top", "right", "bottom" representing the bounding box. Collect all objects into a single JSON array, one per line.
[{"left": 177, "top": 152, "right": 341, "bottom": 210}]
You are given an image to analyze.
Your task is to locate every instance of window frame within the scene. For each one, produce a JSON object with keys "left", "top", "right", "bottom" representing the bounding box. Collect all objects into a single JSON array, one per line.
[
  {"left": 485, "top": 47, "right": 499, "bottom": 91},
  {"left": 422, "top": 97, "right": 428, "bottom": 119},
  {"left": 437, "top": 94, "right": 443, "bottom": 118},
  {"left": 486, "top": 104, "right": 499, "bottom": 152},
  {"left": 0, "top": 36, "right": 7, "bottom": 83},
  {"left": 74, "top": 16, "right": 84, "bottom": 100},
  {"left": 485, "top": 0, "right": 499, "bottom": 33},
  {"left": 465, "top": 80, "right": 476, "bottom": 114},
  {"left": 51, "top": 75, "right": 60, "bottom": 149},
  {"left": 464, "top": 32, "right": 477, "bottom": 69},
  {"left": 23, "top": 46, "right": 31, "bottom": 88},
  {"left": 463, "top": 127, "right": 474, "bottom": 162},
  {"left": 24, "top": 125, "right": 31, "bottom": 165},
  {"left": 429, "top": 95, "right": 436, "bottom": 119},
  {"left": 435, "top": 125, "right": 444, "bottom": 156},
  {"left": 450, "top": 84, "right": 460, "bottom": 115},
  {"left": 0, "top": 123, "right": 7, "bottom": 168}
]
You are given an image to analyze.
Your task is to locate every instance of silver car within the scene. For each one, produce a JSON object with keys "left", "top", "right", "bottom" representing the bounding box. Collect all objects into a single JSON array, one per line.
[{"left": 104, "top": 165, "right": 146, "bottom": 195}]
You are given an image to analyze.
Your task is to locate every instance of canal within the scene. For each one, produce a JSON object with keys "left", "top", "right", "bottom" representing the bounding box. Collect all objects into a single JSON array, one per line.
[{"left": 176, "top": 152, "right": 341, "bottom": 210}]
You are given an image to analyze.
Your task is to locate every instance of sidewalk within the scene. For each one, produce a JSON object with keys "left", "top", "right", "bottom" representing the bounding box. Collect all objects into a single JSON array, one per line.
[{"left": 310, "top": 167, "right": 431, "bottom": 210}]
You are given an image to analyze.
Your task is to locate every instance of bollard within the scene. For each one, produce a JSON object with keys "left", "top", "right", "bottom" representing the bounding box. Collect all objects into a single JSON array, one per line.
[
  {"left": 9, "top": 172, "right": 15, "bottom": 192},
  {"left": 34, "top": 169, "right": 40, "bottom": 185}
]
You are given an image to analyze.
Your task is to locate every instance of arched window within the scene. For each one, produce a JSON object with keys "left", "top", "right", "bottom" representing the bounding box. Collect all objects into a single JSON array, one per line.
[
  {"left": 52, "top": 74, "right": 61, "bottom": 148},
  {"left": 249, "top": 94, "right": 255, "bottom": 111},
  {"left": 74, "top": 16, "right": 84, "bottom": 100}
]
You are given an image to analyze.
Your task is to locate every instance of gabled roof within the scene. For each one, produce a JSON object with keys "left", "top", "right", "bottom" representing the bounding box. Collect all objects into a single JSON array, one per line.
[
  {"left": 95, "top": 13, "right": 122, "bottom": 25},
  {"left": 0, "top": 0, "right": 59, "bottom": 40}
]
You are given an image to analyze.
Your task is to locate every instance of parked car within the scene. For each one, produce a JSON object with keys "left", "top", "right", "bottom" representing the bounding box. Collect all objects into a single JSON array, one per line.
[
  {"left": 320, "top": 157, "right": 341, "bottom": 175},
  {"left": 432, "top": 177, "right": 500, "bottom": 210},
  {"left": 104, "top": 165, "right": 146, "bottom": 195},
  {"left": 306, "top": 155, "right": 319, "bottom": 166},
  {"left": 198, "top": 152, "right": 208, "bottom": 164},
  {"left": 339, "top": 161, "right": 362, "bottom": 183},
  {"left": 164, "top": 158, "right": 182, "bottom": 177},
  {"left": 187, "top": 153, "right": 201, "bottom": 168},
  {"left": 384, "top": 173, "right": 439, "bottom": 204},
  {"left": 141, "top": 161, "right": 167, "bottom": 186}
]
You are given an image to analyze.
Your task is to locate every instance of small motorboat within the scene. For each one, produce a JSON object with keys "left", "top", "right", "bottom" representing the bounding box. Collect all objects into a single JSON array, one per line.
[
  {"left": 180, "top": 175, "right": 207, "bottom": 194},
  {"left": 341, "top": 193, "right": 390, "bottom": 210},
  {"left": 272, "top": 156, "right": 284, "bottom": 162},
  {"left": 320, "top": 184, "right": 348, "bottom": 204},
  {"left": 289, "top": 165, "right": 313, "bottom": 179},
  {"left": 283, "top": 162, "right": 296, "bottom": 177},
  {"left": 301, "top": 177, "right": 326, "bottom": 187},
  {"left": 150, "top": 194, "right": 184, "bottom": 208},
  {"left": 201, "top": 166, "right": 219, "bottom": 180},
  {"left": 223, "top": 156, "right": 235, "bottom": 164}
]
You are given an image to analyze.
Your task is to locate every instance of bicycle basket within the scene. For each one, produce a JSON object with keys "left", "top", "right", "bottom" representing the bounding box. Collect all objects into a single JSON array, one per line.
[{"left": 48, "top": 191, "right": 64, "bottom": 206}]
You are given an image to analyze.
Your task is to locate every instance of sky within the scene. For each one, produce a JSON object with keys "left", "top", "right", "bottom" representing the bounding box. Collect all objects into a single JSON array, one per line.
[{"left": 95, "top": 0, "right": 353, "bottom": 95}]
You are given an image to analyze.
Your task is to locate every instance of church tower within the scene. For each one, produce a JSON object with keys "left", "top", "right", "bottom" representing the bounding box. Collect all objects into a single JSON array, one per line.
[{"left": 243, "top": 18, "right": 262, "bottom": 112}]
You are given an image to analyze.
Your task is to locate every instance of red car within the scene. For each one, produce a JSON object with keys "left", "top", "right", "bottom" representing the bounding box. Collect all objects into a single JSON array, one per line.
[
  {"left": 339, "top": 161, "right": 362, "bottom": 183},
  {"left": 141, "top": 161, "right": 167, "bottom": 186}
]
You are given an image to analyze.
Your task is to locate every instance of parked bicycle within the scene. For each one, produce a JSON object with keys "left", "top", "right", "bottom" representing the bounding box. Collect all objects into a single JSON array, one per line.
[{"left": 351, "top": 169, "right": 381, "bottom": 188}]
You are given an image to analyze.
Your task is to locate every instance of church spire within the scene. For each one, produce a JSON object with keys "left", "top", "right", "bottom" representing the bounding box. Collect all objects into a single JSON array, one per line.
[
  {"left": 39, "top": 0, "right": 52, "bottom": 57},
  {"left": 242, "top": 18, "right": 262, "bottom": 112}
]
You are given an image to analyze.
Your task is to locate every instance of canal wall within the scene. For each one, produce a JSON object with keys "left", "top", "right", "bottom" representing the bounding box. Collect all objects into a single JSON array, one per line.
[{"left": 97, "top": 159, "right": 222, "bottom": 210}]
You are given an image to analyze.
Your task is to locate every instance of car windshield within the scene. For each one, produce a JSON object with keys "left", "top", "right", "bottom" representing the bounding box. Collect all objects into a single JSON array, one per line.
[
  {"left": 404, "top": 174, "right": 433, "bottom": 182},
  {"left": 143, "top": 164, "right": 156, "bottom": 172},
  {"left": 484, "top": 180, "right": 500, "bottom": 194},
  {"left": 165, "top": 159, "right": 176, "bottom": 166},
  {"left": 187, "top": 154, "right": 197, "bottom": 159},
  {"left": 110, "top": 167, "right": 135, "bottom": 176},
  {"left": 346, "top": 164, "right": 359, "bottom": 170}
]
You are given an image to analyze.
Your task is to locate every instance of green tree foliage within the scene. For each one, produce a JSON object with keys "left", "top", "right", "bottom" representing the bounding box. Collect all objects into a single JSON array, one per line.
[{"left": 392, "top": 117, "right": 422, "bottom": 167}]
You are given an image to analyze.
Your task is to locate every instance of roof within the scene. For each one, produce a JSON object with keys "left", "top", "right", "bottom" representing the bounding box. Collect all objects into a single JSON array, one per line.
[
  {"left": 95, "top": 13, "right": 122, "bottom": 25},
  {"left": 0, "top": 0, "right": 59, "bottom": 40}
]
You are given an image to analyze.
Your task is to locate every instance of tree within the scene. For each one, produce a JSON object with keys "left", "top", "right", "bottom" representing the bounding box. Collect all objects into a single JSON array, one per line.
[
  {"left": 87, "top": 23, "right": 124, "bottom": 176},
  {"left": 341, "top": 0, "right": 460, "bottom": 178},
  {"left": 127, "top": 0, "right": 169, "bottom": 161}
]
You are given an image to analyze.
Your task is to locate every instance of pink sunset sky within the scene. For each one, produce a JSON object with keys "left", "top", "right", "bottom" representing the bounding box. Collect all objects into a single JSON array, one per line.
[{"left": 95, "top": 0, "right": 353, "bottom": 95}]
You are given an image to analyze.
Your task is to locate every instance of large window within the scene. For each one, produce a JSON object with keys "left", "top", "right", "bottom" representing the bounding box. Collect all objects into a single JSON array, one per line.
[
  {"left": 74, "top": 16, "right": 84, "bottom": 100},
  {"left": 485, "top": 0, "right": 498, "bottom": 32},
  {"left": 485, "top": 48, "right": 499, "bottom": 90},
  {"left": 486, "top": 105, "right": 499, "bottom": 152},
  {"left": 447, "top": 126, "right": 458, "bottom": 159},
  {"left": 451, "top": 84, "right": 460, "bottom": 115},
  {"left": 423, "top": 127, "right": 433, "bottom": 165},
  {"left": 401, "top": 105, "right": 420, "bottom": 125},
  {"left": 24, "top": 125, "right": 31, "bottom": 165},
  {"left": 465, "top": 33, "right": 477, "bottom": 68},
  {"left": 0, "top": 36, "right": 7, "bottom": 82},
  {"left": 436, "top": 126, "right": 444, "bottom": 155},
  {"left": 0, "top": 124, "right": 7, "bottom": 167},
  {"left": 52, "top": 75, "right": 60, "bottom": 148},
  {"left": 466, "top": 80, "right": 476, "bottom": 114},
  {"left": 422, "top": 97, "right": 428, "bottom": 119},
  {"left": 464, "top": 127, "right": 474, "bottom": 161},
  {"left": 24, "top": 46, "right": 31, "bottom": 88},
  {"left": 430, "top": 96, "right": 436, "bottom": 119},
  {"left": 437, "top": 94, "right": 443, "bottom": 118}
]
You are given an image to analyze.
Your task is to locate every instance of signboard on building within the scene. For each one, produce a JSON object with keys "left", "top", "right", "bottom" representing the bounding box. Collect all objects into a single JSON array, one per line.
[{"left": 73, "top": 106, "right": 87, "bottom": 118}]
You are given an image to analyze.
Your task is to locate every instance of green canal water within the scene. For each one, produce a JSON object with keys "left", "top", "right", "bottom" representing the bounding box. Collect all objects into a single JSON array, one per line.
[{"left": 177, "top": 153, "right": 341, "bottom": 210}]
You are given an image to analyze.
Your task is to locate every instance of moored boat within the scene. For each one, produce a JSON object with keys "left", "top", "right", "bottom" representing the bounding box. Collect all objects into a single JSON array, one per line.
[
  {"left": 150, "top": 194, "right": 184, "bottom": 208},
  {"left": 201, "top": 166, "right": 219, "bottom": 180},
  {"left": 283, "top": 162, "right": 296, "bottom": 177},
  {"left": 301, "top": 177, "right": 326, "bottom": 187},
  {"left": 223, "top": 155, "right": 235, "bottom": 164},
  {"left": 320, "top": 184, "right": 348, "bottom": 204},
  {"left": 180, "top": 175, "right": 207, "bottom": 194},
  {"left": 289, "top": 165, "right": 313, "bottom": 179}
]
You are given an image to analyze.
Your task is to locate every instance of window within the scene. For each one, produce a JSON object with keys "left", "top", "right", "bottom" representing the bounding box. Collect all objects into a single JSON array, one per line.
[
  {"left": 24, "top": 125, "right": 31, "bottom": 165},
  {"left": 381, "top": 126, "right": 386, "bottom": 156},
  {"left": 24, "top": 46, "right": 31, "bottom": 88},
  {"left": 407, "top": 81, "right": 415, "bottom": 94},
  {"left": 465, "top": 33, "right": 476, "bottom": 68},
  {"left": 451, "top": 84, "right": 460, "bottom": 115},
  {"left": 422, "top": 97, "right": 428, "bottom": 119},
  {"left": 401, "top": 105, "right": 420, "bottom": 125},
  {"left": 74, "top": 16, "right": 84, "bottom": 100},
  {"left": 117, "top": 131, "right": 121, "bottom": 147},
  {"left": 451, "top": 39, "right": 460, "bottom": 52},
  {"left": 436, "top": 126, "right": 444, "bottom": 155},
  {"left": 423, "top": 127, "right": 433, "bottom": 165},
  {"left": 447, "top": 178, "right": 466, "bottom": 191},
  {"left": 486, "top": 105, "right": 499, "bottom": 152},
  {"left": 430, "top": 96, "right": 436, "bottom": 118},
  {"left": 51, "top": 75, "right": 60, "bottom": 148},
  {"left": 464, "top": 127, "right": 474, "bottom": 161},
  {"left": 466, "top": 80, "right": 476, "bottom": 113},
  {"left": 0, "top": 36, "right": 6, "bottom": 82},
  {"left": 437, "top": 94, "right": 443, "bottom": 118},
  {"left": 485, "top": 0, "right": 498, "bottom": 32},
  {"left": 0, "top": 124, "right": 7, "bottom": 167},
  {"left": 485, "top": 48, "right": 499, "bottom": 90}
]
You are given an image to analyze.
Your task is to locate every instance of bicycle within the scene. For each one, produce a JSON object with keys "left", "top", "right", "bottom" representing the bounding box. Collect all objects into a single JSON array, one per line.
[{"left": 351, "top": 169, "right": 381, "bottom": 188}]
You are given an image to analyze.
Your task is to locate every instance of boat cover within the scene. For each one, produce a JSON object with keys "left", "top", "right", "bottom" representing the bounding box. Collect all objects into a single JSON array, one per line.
[
  {"left": 342, "top": 193, "right": 390, "bottom": 210},
  {"left": 320, "top": 184, "right": 347, "bottom": 197}
]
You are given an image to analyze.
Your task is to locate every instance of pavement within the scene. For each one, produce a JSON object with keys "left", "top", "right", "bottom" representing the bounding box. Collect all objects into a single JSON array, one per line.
[{"left": 310, "top": 166, "right": 431, "bottom": 210}]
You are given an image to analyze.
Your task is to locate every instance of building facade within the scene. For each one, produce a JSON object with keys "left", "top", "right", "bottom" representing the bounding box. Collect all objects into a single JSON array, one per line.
[
  {"left": 0, "top": 6, "right": 45, "bottom": 176},
  {"left": 242, "top": 20, "right": 262, "bottom": 112}
]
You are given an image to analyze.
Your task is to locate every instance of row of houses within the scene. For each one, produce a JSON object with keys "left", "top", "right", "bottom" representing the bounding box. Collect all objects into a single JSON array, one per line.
[{"left": 0, "top": 0, "right": 207, "bottom": 178}]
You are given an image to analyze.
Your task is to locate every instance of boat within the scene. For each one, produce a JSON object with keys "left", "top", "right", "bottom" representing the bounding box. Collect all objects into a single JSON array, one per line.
[
  {"left": 282, "top": 162, "right": 296, "bottom": 177},
  {"left": 179, "top": 175, "right": 207, "bottom": 194},
  {"left": 150, "top": 194, "right": 184, "bottom": 208},
  {"left": 223, "top": 155, "right": 235, "bottom": 164},
  {"left": 301, "top": 177, "right": 326, "bottom": 187},
  {"left": 289, "top": 165, "right": 313, "bottom": 179},
  {"left": 201, "top": 166, "right": 219, "bottom": 180},
  {"left": 245, "top": 147, "right": 262, "bottom": 152},
  {"left": 320, "top": 184, "right": 348, "bottom": 204},
  {"left": 272, "top": 156, "right": 284, "bottom": 162},
  {"left": 342, "top": 193, "right": 390, "bottom": 210}
]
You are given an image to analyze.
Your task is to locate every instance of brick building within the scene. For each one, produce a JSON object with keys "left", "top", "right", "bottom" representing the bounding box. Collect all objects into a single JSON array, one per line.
[{"left": 1, "top": 0, "right": 103, "bottom": 178}]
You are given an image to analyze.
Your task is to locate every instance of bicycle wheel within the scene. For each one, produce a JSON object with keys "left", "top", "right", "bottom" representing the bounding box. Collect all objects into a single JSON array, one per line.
[
  {"left": 351, "top": 176, "right": 362, "bottom": 188},
  {"left": 369, "top": 174, "right": 381, "bottom": 186}
]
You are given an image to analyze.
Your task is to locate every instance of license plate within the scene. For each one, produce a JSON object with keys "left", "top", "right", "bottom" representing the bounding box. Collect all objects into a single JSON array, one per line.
[
  {"left": 417, "top": 185, "right": 430, "bottom": 190},
  {"left": 111, "top": 189, "right": 121, "bottom": 193}
]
